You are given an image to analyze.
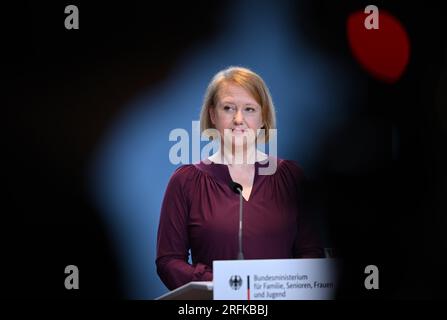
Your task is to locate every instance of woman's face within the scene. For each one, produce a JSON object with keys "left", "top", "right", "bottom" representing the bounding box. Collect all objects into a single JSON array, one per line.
[{"left": 209, "top": 82, "right": 263, "bottom": 149}]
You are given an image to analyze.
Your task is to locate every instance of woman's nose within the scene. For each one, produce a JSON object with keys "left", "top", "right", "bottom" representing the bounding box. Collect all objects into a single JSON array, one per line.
[{"left": 233, "top": 110, "right": 244, "bottom": 123}]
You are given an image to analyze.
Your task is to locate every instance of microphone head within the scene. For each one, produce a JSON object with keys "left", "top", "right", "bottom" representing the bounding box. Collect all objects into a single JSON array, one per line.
[{"left": 229, "top": 181, "right": 243, "bottom": 194}]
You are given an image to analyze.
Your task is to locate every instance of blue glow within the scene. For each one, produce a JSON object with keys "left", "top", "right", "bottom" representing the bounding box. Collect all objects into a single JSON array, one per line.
[{"left": 89, "top": 0, "right": 352, "bottom": 299}]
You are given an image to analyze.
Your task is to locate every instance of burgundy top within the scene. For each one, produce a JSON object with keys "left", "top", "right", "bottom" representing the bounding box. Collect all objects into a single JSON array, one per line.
[{"left": 156, "top": 158, "right": 324, "bottom": 290}]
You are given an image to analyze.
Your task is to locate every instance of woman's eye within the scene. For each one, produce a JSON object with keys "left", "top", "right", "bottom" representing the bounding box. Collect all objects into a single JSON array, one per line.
[
  {"left": 223, "top": 105, "right": 234, "bottom": 111},
  {"left": 245, "top": 107, "right": 255, "bottom": 112}
]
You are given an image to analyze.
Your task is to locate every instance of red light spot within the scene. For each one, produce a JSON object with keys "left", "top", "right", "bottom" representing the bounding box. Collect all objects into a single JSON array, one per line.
[{"left": 347, "top": 10, "right": 410, "bottom": 83}]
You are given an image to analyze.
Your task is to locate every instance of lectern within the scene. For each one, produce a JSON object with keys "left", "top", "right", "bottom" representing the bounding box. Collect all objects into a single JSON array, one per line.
[
  {"left": 155, "top": 258, "right": 339, "bottom": 300},
  {"left": 155, "top": 281, "right": 213, "bottom": 300}
]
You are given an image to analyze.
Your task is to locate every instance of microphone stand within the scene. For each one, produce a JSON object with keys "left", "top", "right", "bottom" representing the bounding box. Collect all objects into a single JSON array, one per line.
[
  {"left": 230, "top": 182, "right": 244, "bottom": 260},
  {"left": 236, "top": 185, "right": 244, "bottom": 260}
]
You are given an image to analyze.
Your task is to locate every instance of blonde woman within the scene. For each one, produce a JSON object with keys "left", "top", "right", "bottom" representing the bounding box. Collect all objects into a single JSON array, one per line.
[{"left": 156, "top": 66, "right": 323, "bottom": 290}]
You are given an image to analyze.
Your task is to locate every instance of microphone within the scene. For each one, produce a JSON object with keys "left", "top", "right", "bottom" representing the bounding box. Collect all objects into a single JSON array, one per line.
[{"left": 229, "top": 181, "right": 244, "bottom": 260}]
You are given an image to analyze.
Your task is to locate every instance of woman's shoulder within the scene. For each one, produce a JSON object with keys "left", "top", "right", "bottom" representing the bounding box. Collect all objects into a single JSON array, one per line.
[
  {"left": 268, "top": 157, "right": 306, "bottom": 186},
  {"left": 169, "top": 164, "right": 202, "bottom": 184},
  {"left": 278, "top": 158, "right": 304, "bottom": 173},
  {"left": 269, "top": 157, "right": 305, "bottom": 177}
]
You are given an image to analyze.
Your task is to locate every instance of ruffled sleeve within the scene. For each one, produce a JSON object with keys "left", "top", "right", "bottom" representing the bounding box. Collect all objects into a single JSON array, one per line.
[
  {"left": 280, "top": 160, "right": 325, "bottom": 258},
  {"left": 156, "top": 165, "right": 213, "bottom": 290}
]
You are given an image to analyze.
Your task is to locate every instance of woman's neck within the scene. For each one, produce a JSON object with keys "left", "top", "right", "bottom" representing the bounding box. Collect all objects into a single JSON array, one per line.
[{"left": 208, "top": 147, "right": 267, "bottom": 167}]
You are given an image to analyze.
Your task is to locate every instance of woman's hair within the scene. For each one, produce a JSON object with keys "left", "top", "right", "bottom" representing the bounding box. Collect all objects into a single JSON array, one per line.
[{"left": 199, "top": 66, "right": 277, "bottom": 142}]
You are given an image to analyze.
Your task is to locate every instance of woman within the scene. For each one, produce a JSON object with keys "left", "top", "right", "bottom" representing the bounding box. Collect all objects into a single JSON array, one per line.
[{"left": 156, "top": 66, "right": 323, "bottom": 290}]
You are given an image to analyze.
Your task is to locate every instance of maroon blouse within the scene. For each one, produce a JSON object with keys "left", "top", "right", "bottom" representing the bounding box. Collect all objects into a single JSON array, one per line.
[{"left": 156, "top": 158, "right": 324, "bottom": 290}]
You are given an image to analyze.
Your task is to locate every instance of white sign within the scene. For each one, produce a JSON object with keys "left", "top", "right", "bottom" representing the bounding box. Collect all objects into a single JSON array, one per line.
[{"left": 213, "top": 258, "right": 339, "bottom": 300}]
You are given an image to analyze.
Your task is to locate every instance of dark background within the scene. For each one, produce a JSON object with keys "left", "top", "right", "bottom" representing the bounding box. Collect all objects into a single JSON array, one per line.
[{"left": 3, "top": 0, "right": 446, "bottom": 299}]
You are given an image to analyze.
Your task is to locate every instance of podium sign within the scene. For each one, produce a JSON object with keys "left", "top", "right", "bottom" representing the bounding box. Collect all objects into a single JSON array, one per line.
[{"left": 213, "top": 258, "right": 339, "bottom": 300}]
